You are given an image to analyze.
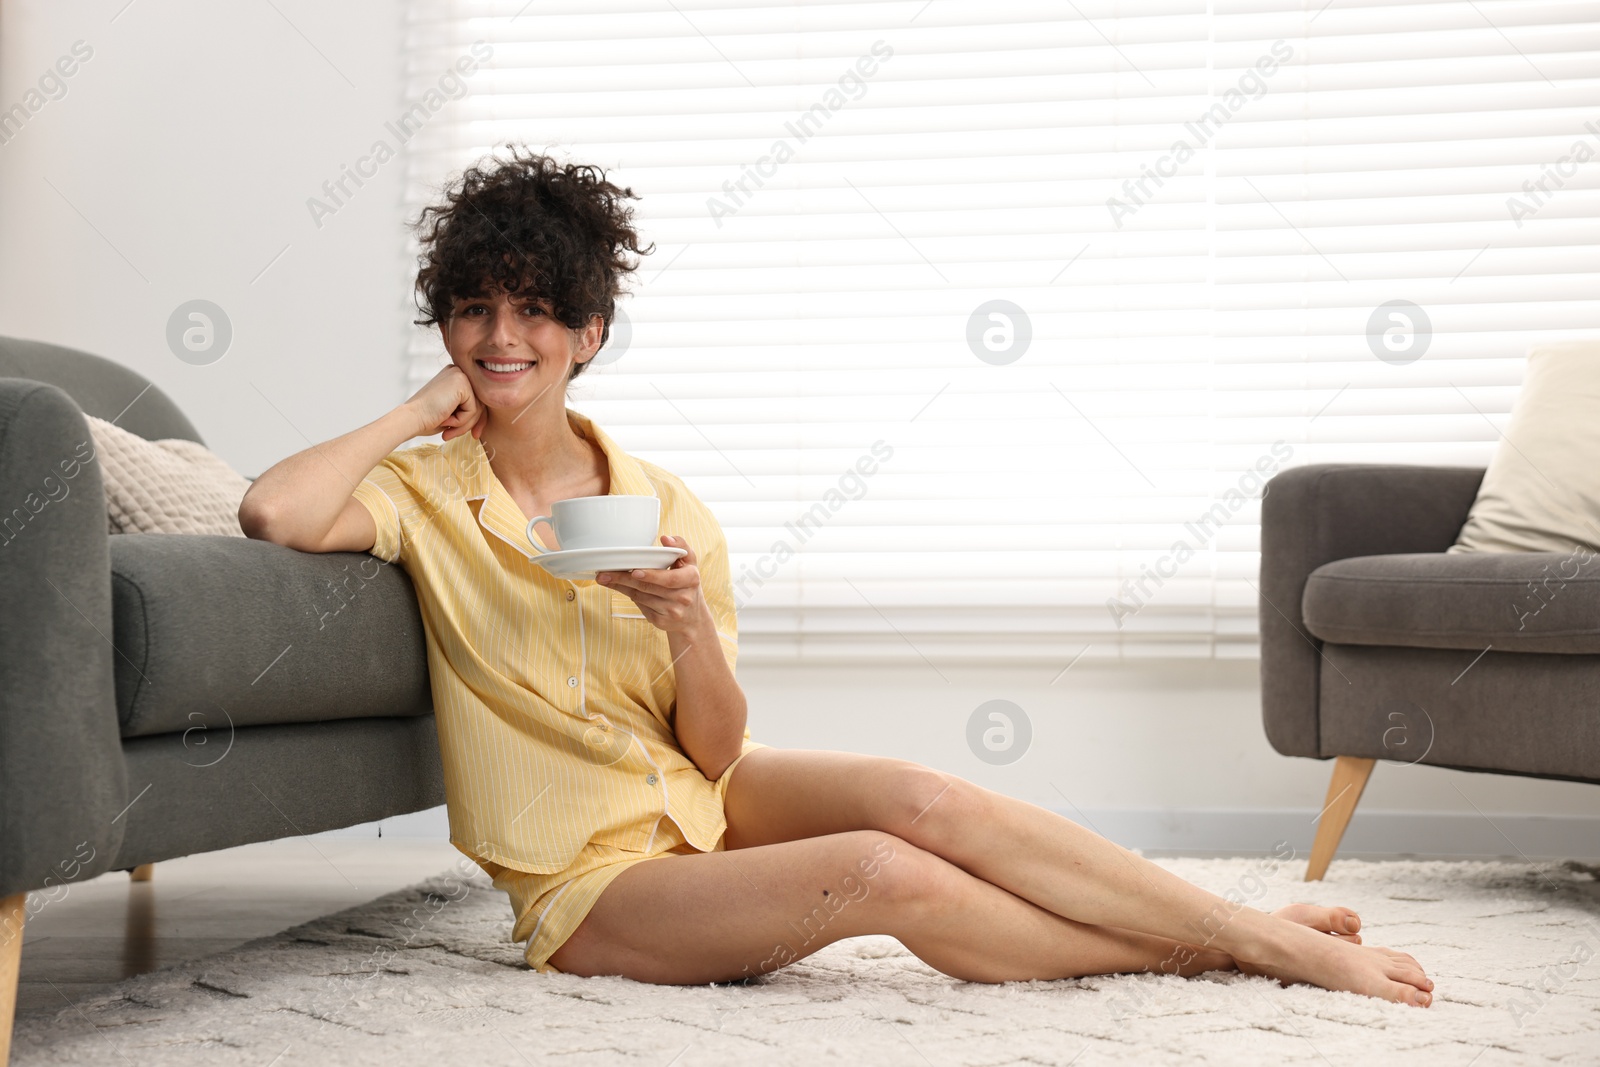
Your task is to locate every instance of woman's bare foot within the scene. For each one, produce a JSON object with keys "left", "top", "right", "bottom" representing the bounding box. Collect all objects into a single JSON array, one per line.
[{"left": 1234, "top": 913, "right": 1433, "bottom": 1007}]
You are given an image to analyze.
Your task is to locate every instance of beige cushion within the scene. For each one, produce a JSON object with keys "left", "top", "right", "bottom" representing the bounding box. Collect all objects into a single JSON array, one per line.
[
  {"left": 86, "top": 415, "right": 252, "bottom": 536},
  {"left": 1449, "top": 340, "right": 1600, "bottom": 554}
]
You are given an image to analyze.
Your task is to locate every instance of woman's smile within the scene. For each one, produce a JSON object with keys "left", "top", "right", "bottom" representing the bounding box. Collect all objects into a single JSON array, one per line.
[{"left": 475, "top": 357, "right": 538, "bottom": 380}]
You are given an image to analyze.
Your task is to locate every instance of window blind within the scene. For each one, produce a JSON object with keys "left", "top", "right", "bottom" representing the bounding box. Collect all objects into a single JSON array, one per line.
[{"left": 397, "top": 0, "right": 1600, "bottom": 666}]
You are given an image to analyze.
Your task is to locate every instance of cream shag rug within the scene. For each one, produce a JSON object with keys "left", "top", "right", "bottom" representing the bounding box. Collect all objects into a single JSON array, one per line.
[{"left": 13, "top": 856, "right": 1600, "bottom": 1066}]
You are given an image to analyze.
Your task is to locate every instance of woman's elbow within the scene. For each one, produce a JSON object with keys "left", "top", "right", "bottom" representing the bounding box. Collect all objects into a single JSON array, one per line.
[
  {"left": 698, "top": 735, "right": 747, "bottom": 783},
  {"left": 238, "top": 493, "right": 273, "bottom": 541},
  {"left": 239, "top": 494, "right": 298, "bottom": 547}
]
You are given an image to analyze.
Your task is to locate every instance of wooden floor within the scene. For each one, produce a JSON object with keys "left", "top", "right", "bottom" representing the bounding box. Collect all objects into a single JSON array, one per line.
[{"left": 12, "top": 837, "right": 463, "bottom": 1020}]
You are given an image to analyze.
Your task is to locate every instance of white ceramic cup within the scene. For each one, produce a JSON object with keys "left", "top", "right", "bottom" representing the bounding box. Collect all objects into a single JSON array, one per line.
[{"left": 525, "top": 495, "right": 660, "bottom": 555}]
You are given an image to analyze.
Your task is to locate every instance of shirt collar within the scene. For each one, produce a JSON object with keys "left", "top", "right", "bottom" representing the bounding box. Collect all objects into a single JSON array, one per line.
[{"left": 442, "top": 407, "right": 657, "bottom": 559}]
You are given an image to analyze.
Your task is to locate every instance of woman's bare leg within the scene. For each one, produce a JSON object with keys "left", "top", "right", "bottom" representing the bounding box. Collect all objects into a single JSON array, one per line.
[
  {"left": 549, "top": 829, "right": 1238, "bottom": 984},
  {"left": 720, "top": 748, "right": 1433, "bottom": 1006}
]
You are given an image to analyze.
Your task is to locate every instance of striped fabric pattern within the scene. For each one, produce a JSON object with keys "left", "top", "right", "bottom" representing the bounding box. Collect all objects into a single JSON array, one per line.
[{"left": 350, "top": 407, "right": 750, "bottom": 875}]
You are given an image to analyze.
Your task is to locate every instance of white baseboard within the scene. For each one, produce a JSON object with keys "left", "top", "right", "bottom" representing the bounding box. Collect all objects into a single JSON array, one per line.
[{"left": 318, "top": 805, "right": 1600, "bottom": 862}]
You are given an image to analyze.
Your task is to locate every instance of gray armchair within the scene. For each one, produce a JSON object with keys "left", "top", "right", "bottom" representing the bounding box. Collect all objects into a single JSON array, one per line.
[
  {"left": 1259, "top": 463, "right": 1600, "bottom": 880},
  {"left": 0, "top": 335, "right": 445, "bottom": 1065}
]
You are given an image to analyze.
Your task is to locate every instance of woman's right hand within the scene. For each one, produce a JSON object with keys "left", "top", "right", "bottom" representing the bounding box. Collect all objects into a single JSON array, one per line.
[{"left": 405, "top": 364, "right": 484, "bottom": 440}]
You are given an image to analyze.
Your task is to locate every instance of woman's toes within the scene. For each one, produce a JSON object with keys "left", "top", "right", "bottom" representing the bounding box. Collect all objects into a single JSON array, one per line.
[
  {"left": 1385, "top": 957, "right": 1422, "bottom": 977},
  {"left": 1329, "top": 915, "right": 1362, "bottom": 942},
  {"left": 1390, "top": 965, "right": 1425, "bottom": 987},
  {"left": 1382, "top": 958, "right": 1434, "bottom": 998},
  {"left": 1276, "top": 903, "right": 1363, "bottom": 939},
  {"left": 1319, "top": 906, "right": 1362, "bottom": 942},
  {"left": 1390, "top": 984, "right": 1432, "bottom": 1007}
]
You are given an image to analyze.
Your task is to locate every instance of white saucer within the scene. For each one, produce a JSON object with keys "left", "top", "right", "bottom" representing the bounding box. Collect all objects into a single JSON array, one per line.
[{"left": 528, "top": 545, "right": 687, "bottom": 580}]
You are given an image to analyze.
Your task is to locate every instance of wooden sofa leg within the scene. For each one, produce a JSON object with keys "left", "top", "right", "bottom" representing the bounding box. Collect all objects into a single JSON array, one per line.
[
  {"left": 1306, "top": 756, "right": 1376, "bottom": 881},
  {"left": 2, "top": 890, "right": 25, "bottom": 1067},
  {"left": 128, "top": 864, "right": 153, "bottom": 882}
]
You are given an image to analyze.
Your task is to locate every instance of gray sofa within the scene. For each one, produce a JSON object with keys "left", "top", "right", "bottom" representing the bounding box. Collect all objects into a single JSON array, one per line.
[
  {"left": 1259, "top": 463, "right": 1600, "bottom": 879},
  {"left": 0, "top": 335, "right": 444, "bottom": 1062}
]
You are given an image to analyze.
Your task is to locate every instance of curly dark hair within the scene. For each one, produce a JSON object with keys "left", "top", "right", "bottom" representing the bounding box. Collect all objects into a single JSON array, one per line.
[{"left": 410, "top": 144, "right": 654, "bottom": 382}]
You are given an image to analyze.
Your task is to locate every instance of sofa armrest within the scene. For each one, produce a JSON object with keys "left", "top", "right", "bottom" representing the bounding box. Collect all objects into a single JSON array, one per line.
[
  {"left": 1258, "top": 463, "right": 1486, "bottom": 758},
  {"left": 0, "top": 380, "right": 128, "bottom": 902}
]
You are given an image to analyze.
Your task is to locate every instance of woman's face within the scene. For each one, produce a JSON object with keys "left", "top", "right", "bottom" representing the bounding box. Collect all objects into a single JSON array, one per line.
[{"left": 440, "top": 286, "right": 601, "bottom": 417}]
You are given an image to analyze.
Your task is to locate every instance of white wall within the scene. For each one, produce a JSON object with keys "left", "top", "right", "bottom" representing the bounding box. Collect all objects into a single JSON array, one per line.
[
  {"left": 3, "top": 3, "right": 1593, "bottom": 859},
  {"left": 0, "top": 0, "right": 411, "bottom": 478}
]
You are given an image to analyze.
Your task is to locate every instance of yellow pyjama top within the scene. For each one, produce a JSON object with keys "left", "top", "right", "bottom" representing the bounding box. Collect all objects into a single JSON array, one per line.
[{"left": 349, "top": 407, "right": 752, "bottom": 877}]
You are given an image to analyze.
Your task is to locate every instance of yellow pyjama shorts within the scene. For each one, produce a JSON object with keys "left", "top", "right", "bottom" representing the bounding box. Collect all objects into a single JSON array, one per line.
[{"left": 478, "top": 740, "right": 769, "bottom": 974}]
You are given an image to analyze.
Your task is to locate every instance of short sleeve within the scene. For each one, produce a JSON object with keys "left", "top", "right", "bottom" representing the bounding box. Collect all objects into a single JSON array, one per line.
[{"left": 350, "top": 454, "right": 428, "bottom": 565}]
